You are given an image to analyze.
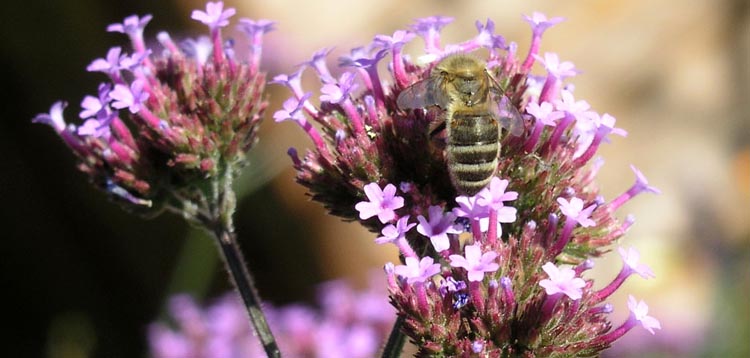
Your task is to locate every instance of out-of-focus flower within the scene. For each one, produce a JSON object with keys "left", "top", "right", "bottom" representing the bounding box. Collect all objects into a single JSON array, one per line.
[{"left": 149, "top": 277, "right": 395, "bottom": 358}]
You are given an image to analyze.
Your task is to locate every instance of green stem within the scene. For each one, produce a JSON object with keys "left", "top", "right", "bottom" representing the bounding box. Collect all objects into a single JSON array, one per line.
[{"left": 381, "top": 315, "right": 406, "bottom": 358}]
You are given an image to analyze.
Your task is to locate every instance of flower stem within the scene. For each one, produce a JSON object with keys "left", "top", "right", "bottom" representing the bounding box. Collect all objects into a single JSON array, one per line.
[
  {"left": 200, "top": 168, "right": 281, "bottom": 358},
  {"left": 212, "top": 226, "right": 281, "bottom": 357},
  {"left": 381, "top": 315, "right": 406, "bottom": 358}
]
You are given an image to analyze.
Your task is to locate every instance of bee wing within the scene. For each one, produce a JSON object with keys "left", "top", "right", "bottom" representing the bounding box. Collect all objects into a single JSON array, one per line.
[
  {"left": 497, "top": 95, "right": 525, "bottom": 137},
  {"left": 397, "top": 78, "right": 450, "bottom": 110},
  {"left": 485, "top": 69, "right": 525, "bottom": 137}
]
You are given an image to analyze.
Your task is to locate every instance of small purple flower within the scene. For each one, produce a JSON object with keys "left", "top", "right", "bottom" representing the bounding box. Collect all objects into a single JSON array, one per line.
[
  {"left": 554, "top": 90, "right": 592, "bottom": 121},
  {"left": 453, "top": 195, "right": 489, "bottom": 222},
  {"left": 237, "top": 18, "right": 276, "bottom": 69},
  {"left": 439, "top": 277, "right": 467, "bottom": 296},
  {"left": 608, "top": 165, "right": 661, "bottom": 211},
  {"left": 300, "top": 47, "right": 336, "bottom": 83},
  {"left": 273, "top": 93, "right": 311, "bottom": 124},
  {"left": 410, "top": 16, "right": 454, "bottom": 53},
  {"left": 557, "top": 197, "right": 597, "bottom": 228},
  {"left": 86, "top": 47, "right": 124, "bottom": 75},
  {"left": 522, "top": 12, "right": 565, "bottom": 36},
  {"left": 32, "top": 101, "right": 68, "bottom": 132},
  {"left": 472, "top": 19, "right": 505, "bottom": 50},
  {"left": 373, "top": 30, "right": 415, "bottom": 50},
  {"left": 79, "top": 83, "right": 111, "bottom": 120},
  {"left": 109, "top": 79, "right": 149, "bottom": 114},
  {"left": 271, "top": 68, "right": 307, "bottom": 101},
  {"left": 375, "top": 216, "right": 415, "bottom": 245},
  {"left": 107, "top": 14, "right": 152, "bottom": 36},
  {"left": 476, "top": 177, "right": 519, "bottom": 212},
  {"left": 237, "top": 18, "right": 276, "bottom": 37},
  {"left": 77, "top": 118, "right": 111, "bottom": 138},
  {"left": 538, "top": 262, "right": 586, "bottom": 300},
  {"left": 526, "top": 101, "right": 564, "bottom": 127},
  {"left": 472, "top": 340, "right": 485, "bottom": 353},
  {"left": 320, "top": 72, "right": 359, "bottom": 104},
  {"left": 449, "top": 244, "right": 500, "bottom": 282},
  {"left": 618, "top": 247, "right": 655, "bottom": 279},
  {"left": 181, "top": 36, "right": 213, "bottom": 65},
  {"left": 628, "top": 295, "right": 661, "bottom": 334},
  {"left": 416, "top": 205, "right": 463, "bottom": 252},
  {"left": 354, "top": 183, "right": 404, "bottom": 223},
  {"left": 533, "top": 52, "right": 578, "bottom": 79},
  {"left": 393, "top": 256, "right": 442, "bottom": 284},
  {"left": 191, "top": 1, "right": 236, "bottom": 30},
  {"left": 351, "top": 48, "right": 388, "bottom": 69}
]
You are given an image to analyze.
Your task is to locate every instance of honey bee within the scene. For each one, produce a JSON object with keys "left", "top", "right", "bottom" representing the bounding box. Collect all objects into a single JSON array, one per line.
[{"left": 397, "top": 53, "right": 524, "bottom": 195}]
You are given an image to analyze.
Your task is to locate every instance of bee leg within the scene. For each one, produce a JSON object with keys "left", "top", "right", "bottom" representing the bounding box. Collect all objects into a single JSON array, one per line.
[{"left": 428, "top": 119, "right": 447, "bottom": 150}]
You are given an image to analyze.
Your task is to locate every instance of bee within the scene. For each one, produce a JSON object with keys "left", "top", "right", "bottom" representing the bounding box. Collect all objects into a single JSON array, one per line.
[{"left": 397, "top": 53, "right": 524, "bottom": 195}]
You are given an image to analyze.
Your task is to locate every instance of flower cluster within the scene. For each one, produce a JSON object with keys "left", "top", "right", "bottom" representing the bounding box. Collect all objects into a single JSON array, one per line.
[
  {"left": 148, "top": 277, "right": 395, "bottom": 358},
  {"left": 33, "top": 2, "right": 273, "bottom": 218},
  {"left": 280, "top": 12, "right": 661, "bottom": 357}
]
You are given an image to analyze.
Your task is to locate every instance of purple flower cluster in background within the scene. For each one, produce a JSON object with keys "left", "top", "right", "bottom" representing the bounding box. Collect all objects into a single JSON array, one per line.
[
  {"left": 149, "top": 277, "right": 395, "bottom": 358},
  {"left": 33, "top": 1, "right": 273, "bottom": 214}
]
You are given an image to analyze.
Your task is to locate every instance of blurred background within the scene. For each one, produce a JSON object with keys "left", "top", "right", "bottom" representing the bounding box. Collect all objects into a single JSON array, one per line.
[{"left": 1, "top": 0, "right": 747, "bottom": 357}]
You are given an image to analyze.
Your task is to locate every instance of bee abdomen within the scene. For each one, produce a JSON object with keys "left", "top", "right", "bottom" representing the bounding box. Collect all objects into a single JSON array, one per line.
[{"left": 447, "top": 112, "right": 500, "bottom": 195}]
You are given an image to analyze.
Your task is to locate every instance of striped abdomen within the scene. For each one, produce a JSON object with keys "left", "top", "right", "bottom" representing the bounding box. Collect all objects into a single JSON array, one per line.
[{"left": 446, "top": 108, "right": 500, "bottom": 195}]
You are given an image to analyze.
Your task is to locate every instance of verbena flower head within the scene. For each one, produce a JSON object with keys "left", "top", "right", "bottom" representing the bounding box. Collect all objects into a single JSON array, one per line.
[
  {"left": 282, "top": 12, "right": 661, "bottom": 356},
  {"left": 33, "top": 1, "right": 273, "bottom": 218},
  {"left": 148, "top": 276, "right": 395, "bottom": 357}
]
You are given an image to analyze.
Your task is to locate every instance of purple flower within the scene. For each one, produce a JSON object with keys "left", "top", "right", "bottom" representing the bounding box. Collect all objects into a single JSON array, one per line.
[
  {"left": 32, "top": 101, "right": 68, "bottom": 133},
  {"left": 300, "top": 47, "right": 336, "bottom": 83},
  {"left": 473, "top": 19, "right": 505, "bottom": 50},
  {"left": 271, "top": 68, "right": 307, "bottom": 100},
  {"left": 191, "top": 1, "right": 236, "bottom": 30},
  {"left": 79, "top": 83, "right": 111, "bottom": 120},
  {"left": 554, "top": 90, "right": 592, "bottom": 120},
  {"left": 608, "top": 165, "right": 662, "bottom": 211},
  {"left": 526, "top": 101, "right": 564, "bottom": 126},
  {"left": 77, "top": 118, "right": 111, "bottom": 138},
  {"left": 476, "top": 177, "right": 519, "bottom": 212},
  {"left": 109, "top": 79, "right": 149, "bottom": 114},
  {"left": 107, "top": 14, "right": 152, "bottom": 36},
  {"left": 393, "top": 256, "right": 442, "bottom": 284},
  {"left": 627, "top": 295, "right": 661, "bottom": 334},
  {"left": 438, "top": 277, "right": 467, "bottom": 296},
  {"left": 373, "top": 30, "right": 415, "bottom": 50},
  {"left": 538, "top": 262, "right": 586, "bottom": 300},
  {"left": 273, "top": 93, "right": 311, "bottom": 123},
  {"left": 181, "top": 36, "right": 213, "bottom": 65},
  {"left": 416, "top": 205, "right": 462, "bottom": 252},
  {"left": 86, "top": 47, "right": 123, "bottom": 75},
  {"left": 453, "top": 195, "right": 489, "bottom": 222},
  {"left": 557, "top": 197, "right": 597, "bottom": 227},
  {"left": 237, "top": 18, "right": 276, "bottom": 37},
  {"left": 522, "top": 12, "right": 565, "bottom": 36},
  {"left": 410, "top": 16, "right": 454, "bottom": 53},
  {"left": 533, "top": 52, "right": 578, "bottom": 79},
  {"left": 320, "top": 72, "right": 359, "bottom": 104},
  {"left": 618, "top": 247, "right": 655, "bottom": 279},
  {"left": 375, "top": 216, "right": 415, "bottom": 245},
  {"left": 351, "top": 48, "right": 388, "bottom": 69},
  {"left": 449, "top": 244, "right": 500, "bottom": 282},
  {"left": 354, "top": 183, "right": 404, "bottom": 223}
]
